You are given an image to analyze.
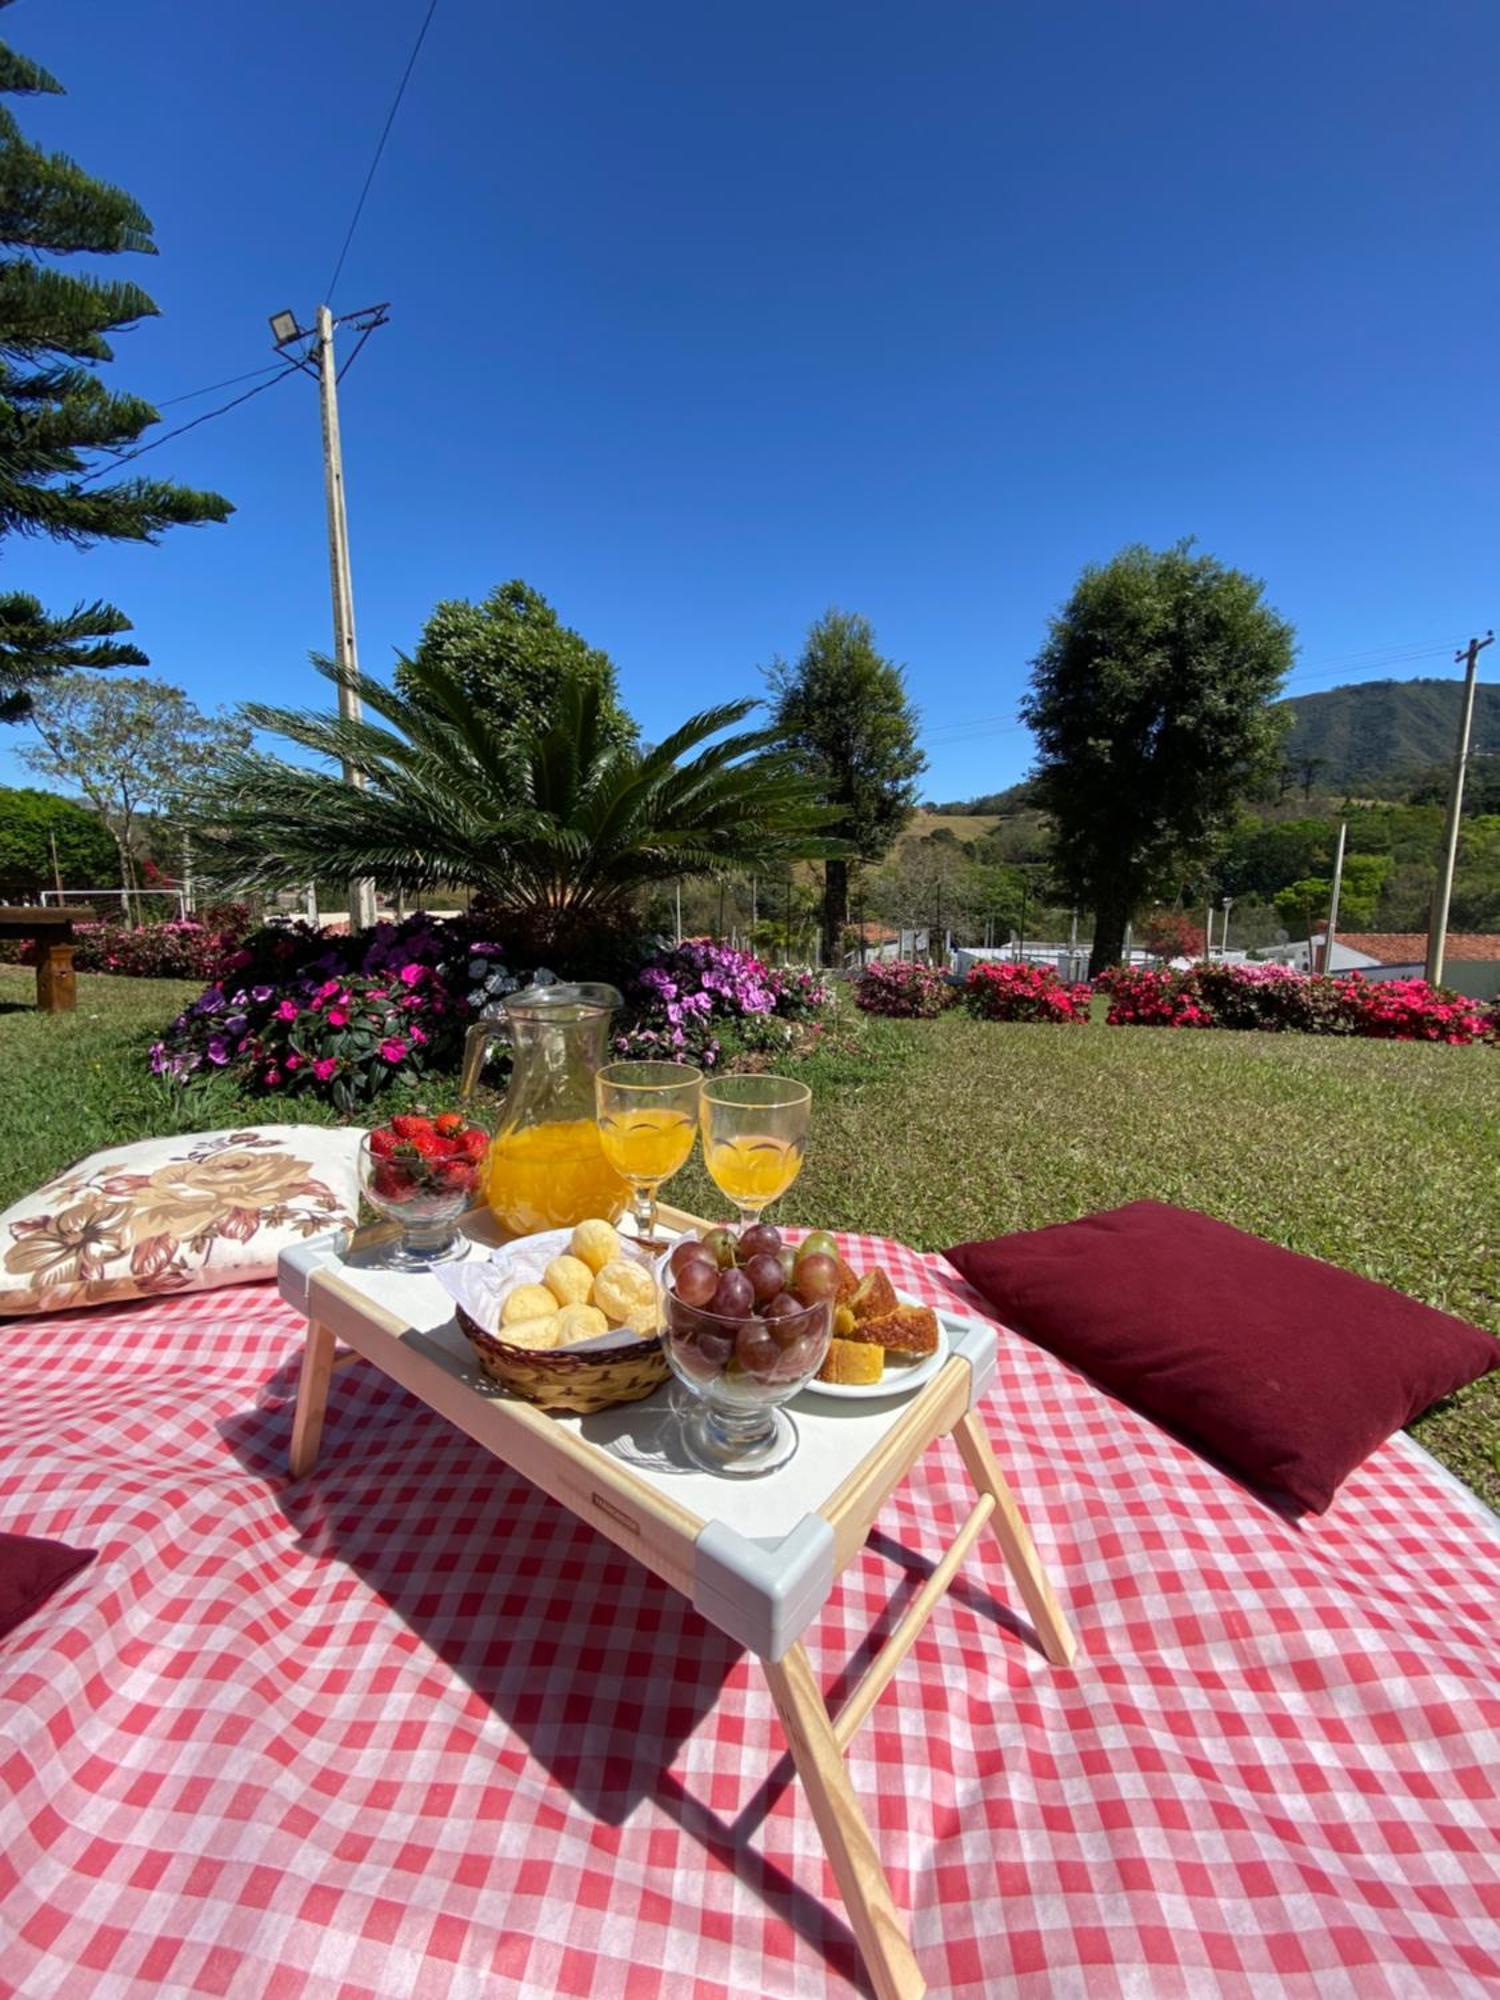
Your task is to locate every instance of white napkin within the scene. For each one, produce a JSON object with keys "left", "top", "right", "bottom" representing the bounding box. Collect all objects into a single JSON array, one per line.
[{"left": 436, "top": 1227, "right": 657, "bottom": 1354}]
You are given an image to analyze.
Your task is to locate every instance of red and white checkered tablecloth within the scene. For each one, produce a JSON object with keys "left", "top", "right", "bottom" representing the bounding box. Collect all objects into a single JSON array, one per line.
[{"left": 1, "top": 1234, "right": 1496, "bottom": 1999}]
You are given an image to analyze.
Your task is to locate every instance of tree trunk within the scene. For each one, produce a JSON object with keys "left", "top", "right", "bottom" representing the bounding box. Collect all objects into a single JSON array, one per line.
[
  {"left": 821, "top": 858, "right": 849, "bottom": 966},
  {"left": 1088, "top": 894, "right": 1132, "bottom": 979}
]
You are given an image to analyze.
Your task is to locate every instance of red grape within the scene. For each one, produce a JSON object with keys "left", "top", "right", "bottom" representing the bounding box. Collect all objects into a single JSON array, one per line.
[
  {"left": 738, "top": 1222, "right": 783, "bottom": 1261},
  {"left": 742, "top": 1252, "right": 786, "bottom": 1305},
  {"left": 734, "top": 1322, "right": 782, "bottom": 1381},
  {"left": 670, "top": 1237, "right": 712, "bottom": 1277},
  {"left": 762, "top": 1291, "right": 804, "bottom": 1322},
  {"left": 673, "top": 1256, "right": 720, "bottom": 1309},
  {"left": 791, "top": 1251, "right": 840, "bottom": 1304},
  {"left": 697, "top": 1330, "right": 735, "bottom": 1369},
  {"left": 710, "top": 1267, "right": 755, "bottom": 1319}
]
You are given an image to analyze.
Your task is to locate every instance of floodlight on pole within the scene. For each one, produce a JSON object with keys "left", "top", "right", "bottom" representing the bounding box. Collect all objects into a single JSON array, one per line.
[{"left": 268, "top": 310, "right": 303, "bottom": 346}]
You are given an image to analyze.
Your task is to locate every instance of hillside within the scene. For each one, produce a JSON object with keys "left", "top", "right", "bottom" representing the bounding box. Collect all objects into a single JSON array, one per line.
[{"left": 1280, "top": 677, "right": 1500, "bottom": 791}]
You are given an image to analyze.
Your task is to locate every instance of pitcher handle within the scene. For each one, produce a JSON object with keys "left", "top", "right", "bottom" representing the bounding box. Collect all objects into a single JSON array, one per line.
[{"left": 459, "top": 1016, "right": 508, "bottom": 1104}]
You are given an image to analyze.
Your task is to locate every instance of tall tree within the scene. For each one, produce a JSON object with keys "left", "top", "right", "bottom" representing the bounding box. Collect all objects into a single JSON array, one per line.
[
  {"left": 767, "top": 610, "right": 925, "bottom": 960},
  {"left": 0, "top": 782, "right": 117, "bottom": 890},
  {"left": 0, "top": 8, "right": 230, "bottom": 717},
  {"left": 1021, "top": 542, "right": 1295, "bottom": 976},
  {"left": 20, "top": 675, "right": 246, "bottom": 922},
  {"left": 393, "top": 579, "right": 633, "bottom": 746}
]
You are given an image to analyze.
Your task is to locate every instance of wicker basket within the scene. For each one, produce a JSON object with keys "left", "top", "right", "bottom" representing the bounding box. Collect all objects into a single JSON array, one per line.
[{"left": 455, "top": 1302, "right": 669, "bottom": 1414}]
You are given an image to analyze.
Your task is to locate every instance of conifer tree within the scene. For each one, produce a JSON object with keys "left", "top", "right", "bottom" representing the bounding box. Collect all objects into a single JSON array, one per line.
[{"left": 0, "top": 5, "right": 231, "bottom": 718}]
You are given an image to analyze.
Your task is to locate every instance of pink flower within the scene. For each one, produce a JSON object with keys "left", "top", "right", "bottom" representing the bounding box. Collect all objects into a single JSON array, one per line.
[
  {"left": 284, "top": 1054, "right": 303, "bottom": 1071},
  {"left": 379, "top": 1037, "right": 409, "bottom": 1064},
  {"left": 398, "top": 963, "right": 425, "bottom": 987},
  {"left": 409, "top": 1025, "right": 428, "bottom": 1046},
  {"left": 276, "top": 999, "right": 299, "bottom": 1023},
  {"left": 312, "top": 1057, "right": 337, "bottom": 1082},
  {"left": 264, "top": 1067, "right": 282, "bottom": 1088},
  {"left": 326, "top": 1008, "right": 348, "bottom": 1029}
]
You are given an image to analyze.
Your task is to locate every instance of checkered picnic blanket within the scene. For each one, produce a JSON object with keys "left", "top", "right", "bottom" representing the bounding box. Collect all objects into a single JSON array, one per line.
[{"left": 1, "top": 1234, "right": 1496, "bottom": 1999}]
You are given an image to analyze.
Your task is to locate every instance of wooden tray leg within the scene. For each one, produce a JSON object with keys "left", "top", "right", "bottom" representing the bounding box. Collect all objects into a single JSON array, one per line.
[
  {"left": 952, "top": 1409, "right": 1077, "bottom": 1667},
  {"left": 288, "top": 1320, "right": 337, "bottom": 1478},
  {"left": 761, "top": 1642, "right": 926, "bottom": 2000}
]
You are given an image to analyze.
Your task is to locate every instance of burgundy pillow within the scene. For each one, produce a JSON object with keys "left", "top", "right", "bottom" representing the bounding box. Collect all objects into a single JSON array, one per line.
[
  {"left": 946, "top": 1202, "right": 1496, "bottom": 1513},
  {"left": 0, "top": 1532, "right": 96, "bottom": 1642}
]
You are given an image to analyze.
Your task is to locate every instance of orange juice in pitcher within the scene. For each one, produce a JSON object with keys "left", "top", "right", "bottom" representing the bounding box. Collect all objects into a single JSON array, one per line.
[{"left": 460, "top": 982, "right": 629, "bottom": 1235}]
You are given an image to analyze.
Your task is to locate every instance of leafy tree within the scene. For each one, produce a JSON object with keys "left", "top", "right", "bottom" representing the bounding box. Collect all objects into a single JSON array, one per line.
[
  {"left": 767, "top": 610, "right": 925, "bottom": 959},
  {"left": 1021, "top": 542, "right": 1295, "bottom": 975},
  {"left": 0, "top": 11, "right": 231, "bottom": 717},
  {"left": 1141, "top": 909, "right": 1203, "bottom": 960},
  {"left": 187, "top": 657, "right": 843, "bottom": 959},
  {"left": 20, "top": 675, "right": 246, "bottom": 921},
  {"left": 393, "top": 580, "right": 633, "bottom": 747},
  {"left": 0, "top": 782, "right": 117, "bottom": 890}
]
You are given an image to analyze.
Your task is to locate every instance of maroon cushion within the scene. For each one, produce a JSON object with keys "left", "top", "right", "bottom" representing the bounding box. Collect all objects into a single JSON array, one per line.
[
  {"left": 0, "top": 1531, "right": 96, "bottom": 1642},
  {"left": 945, "top": 1202, "right": 1496, "bottom": 1513}
]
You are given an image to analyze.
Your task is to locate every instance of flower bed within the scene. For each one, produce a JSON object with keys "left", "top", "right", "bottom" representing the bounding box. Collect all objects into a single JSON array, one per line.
[
  {"left": 614, "top": 939, "right": 828, "bottom": 1070},
  {"left": 963, "top": 961, "right": 1092, "bottom": 1024},
  {"left": 4, "top": 907, "right": 252, "bottom": 982},
  {"left": 852, "top": 959, "right": 956, "bottom": 1019},
  {"left": 152, "top": 915, "right": 513, "bottom": 1112},
  {"left": 1100, "top": 962, "right": 1492, "bottom": 1044}
]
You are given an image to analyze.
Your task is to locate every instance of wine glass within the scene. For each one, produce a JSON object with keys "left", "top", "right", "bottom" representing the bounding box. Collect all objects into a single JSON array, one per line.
[
  {"left": 595, "top": 1060, "right": 703, "bottom": 1246},
  {"left": 699, "top": 1074, "right": 811, "bottom": 1230}
]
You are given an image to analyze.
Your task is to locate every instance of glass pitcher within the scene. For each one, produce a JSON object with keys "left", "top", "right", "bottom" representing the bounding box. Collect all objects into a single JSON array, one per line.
[{"left": 461, "top": 981, "right": 630, "bottom": 1236}]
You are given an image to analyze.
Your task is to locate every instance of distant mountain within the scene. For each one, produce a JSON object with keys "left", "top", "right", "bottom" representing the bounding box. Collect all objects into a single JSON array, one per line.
[{"left": 1279, "top": 677, "right": 1500, "bottom": 792}]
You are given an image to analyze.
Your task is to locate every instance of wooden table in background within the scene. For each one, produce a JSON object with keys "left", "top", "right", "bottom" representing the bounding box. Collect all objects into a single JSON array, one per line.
[{"left": 0, "top": 906, "right": 91, "bottom": 1013}]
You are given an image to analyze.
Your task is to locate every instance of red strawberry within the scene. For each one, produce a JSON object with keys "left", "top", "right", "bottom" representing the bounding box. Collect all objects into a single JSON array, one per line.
[
  {"left": 435, "top": 1159, "right": 476, "bottom": 1193},
  {"left": 457, "top": 1128, "right": 488, "bottom": 1161},
  {"left": 405, "top": 1130, "right": 445, "bottom": 1161},
  {"left": 391, "top": 1113, "right": 434, "bottom": 1140},
  {"left": 368, "top": 1128, "right": 399, "bottom": 1158},
  {"left": 373, "top": 1162, "right": 415, "bottom": 1202},
  {"left": 433, "top": 1111, "right": 464, "bottom": 1138}
]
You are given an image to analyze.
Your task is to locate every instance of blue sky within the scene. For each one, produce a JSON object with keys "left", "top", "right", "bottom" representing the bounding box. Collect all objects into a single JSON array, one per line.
[{"left": 5, "top": 0, "right": 1497, "bottom": 801}]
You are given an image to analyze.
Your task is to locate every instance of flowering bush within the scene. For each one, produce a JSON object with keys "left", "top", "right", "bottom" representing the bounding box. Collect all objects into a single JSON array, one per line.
[
  {"left": 1140, "top": 909, "right": 1205, "bottom": 961},
  {"left": 6, "top": 907, "right": 253, "bottom": 981},
  {"left": 1100, "top": 962, "right": 1492, "bottom": 1043},
  {"left": 152, "top": 914, "right": 514, "bottom": 1111},
  {"left": 852, "top": 959, "right": 956, "bottom": 1019},
  {"left": 963, "top": 961, "right": 1092, "bottom": 1024},
  {"left": 614, "top": 939, "right": 829, "bottom": 1070}
]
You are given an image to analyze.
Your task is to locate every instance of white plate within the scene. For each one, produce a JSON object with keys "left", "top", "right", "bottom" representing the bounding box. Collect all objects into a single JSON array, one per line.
[{"left": 799, "top": 1296, "right": 954, "bottom": 1402}]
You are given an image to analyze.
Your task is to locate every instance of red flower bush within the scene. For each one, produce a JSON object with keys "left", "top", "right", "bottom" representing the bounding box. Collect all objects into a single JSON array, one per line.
[
  {"left": 963, "top": 961, "right": 1092, "bottom": 1024},
  {"left": 1100, "top": 962, "right": 1491, "bottom": 1044},
  {"left": 852, "top": 959, "right": 957, "bottom": 1019},
  {"left": 12, "top": 911, "right": 252, "bottom": 982}
]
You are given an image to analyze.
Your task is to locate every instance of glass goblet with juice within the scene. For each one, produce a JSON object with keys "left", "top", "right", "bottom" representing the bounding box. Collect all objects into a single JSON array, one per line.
[
  {"left": 596, "top": 1061, "right": 703, "bottom": 1245},
  {"left": 699, "top": 1074, "right": 810, "bottom": 1230}
]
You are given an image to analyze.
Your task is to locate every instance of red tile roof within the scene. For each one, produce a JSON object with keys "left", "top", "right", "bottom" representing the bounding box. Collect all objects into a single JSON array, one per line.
[{"left": 1335, "top": 931, "right": 1500, "bottom": 964}]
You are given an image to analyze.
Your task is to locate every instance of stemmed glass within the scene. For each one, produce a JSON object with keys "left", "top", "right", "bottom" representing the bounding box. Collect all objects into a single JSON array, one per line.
[
  {"left": 699, "top": 1075, "right": 811, "bottom": 1230},
  {"left": 595, "top": 1060, "right": 703, "bottom": 1246}
]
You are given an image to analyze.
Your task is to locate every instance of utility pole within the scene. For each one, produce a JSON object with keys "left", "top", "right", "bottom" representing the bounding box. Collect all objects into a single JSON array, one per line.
[
  {"left": 48, "top": 829, "right": 62, "bottom": 896},
  {"left": 1425, "top": 630, "right": 1493, "bottom": 986},
  {"left": 1322, "top": 821, "right": 1346, "bottom": 975},
  {"left": 270, "top": 302, "right": 389, "bottom": 934}
]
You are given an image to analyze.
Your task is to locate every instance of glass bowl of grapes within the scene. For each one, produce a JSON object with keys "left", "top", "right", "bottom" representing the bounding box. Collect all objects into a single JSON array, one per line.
[{"left": 662, "top": 1222, "right": 839, "bottom": 1475}]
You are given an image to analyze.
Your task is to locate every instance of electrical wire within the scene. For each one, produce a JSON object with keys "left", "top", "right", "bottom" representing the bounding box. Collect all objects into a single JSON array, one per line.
[
  {"left": 325, "top": 0, "right": 442, "bottom": 305},
  {"left": 78, "top": 363, "right": 304, "bottom": 485},
  {"left": 152, "top": 362, "right": 289, "bottom": 409}
]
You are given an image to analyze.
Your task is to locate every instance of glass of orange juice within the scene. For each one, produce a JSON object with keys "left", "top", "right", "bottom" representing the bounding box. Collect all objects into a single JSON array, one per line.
[
  {"left": 595, "top": 1060, "right": 703, "bottom": 1246},
  {"left": 699, "top": 1074, "right": 810, "bottom": 1231}
]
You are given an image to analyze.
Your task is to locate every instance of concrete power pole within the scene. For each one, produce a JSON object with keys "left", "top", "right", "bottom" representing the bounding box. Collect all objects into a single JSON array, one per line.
[
  {"left": 1322, "top": 820, "right": 1346, "bottom": 975},
  {"left": 1425, "top": 630, "right": 1493, "bottom": 986},
  {"left": 315, "top": 304, "right": 378, "bottom": 934}
]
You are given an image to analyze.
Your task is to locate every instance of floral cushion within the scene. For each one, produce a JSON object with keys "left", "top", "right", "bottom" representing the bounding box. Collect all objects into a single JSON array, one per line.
[{"left": 0, "top": 1126, "right": 362, "bottom": 1317}]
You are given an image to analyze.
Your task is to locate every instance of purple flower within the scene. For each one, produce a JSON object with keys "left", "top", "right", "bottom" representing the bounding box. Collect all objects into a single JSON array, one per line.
[
  {"left": 251, "top": 984, "right": 273, "bottom": 1004},
  {"left": 206, "top": 1037, "right": 229, "bottom": 1066}
]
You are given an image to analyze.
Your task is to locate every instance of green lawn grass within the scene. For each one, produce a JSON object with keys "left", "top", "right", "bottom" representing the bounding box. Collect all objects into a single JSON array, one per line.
[{"left": 3, "top": 966, "right": 1496, "bottom": 1508}]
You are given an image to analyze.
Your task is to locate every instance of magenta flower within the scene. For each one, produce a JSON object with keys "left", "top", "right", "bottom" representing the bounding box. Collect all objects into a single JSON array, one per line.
[
  {"left": 379, "top": 1037, "right": 409, "bottom": 1064},
  {"left": 312, "top": 1057, "right": 337, "bottom": 1082},
  {"left": 398, "top": 963, "right": 425, "bottom": 987},
  {"left": 284, "top": 1053, "right": 303, "bottom": 1071},
  {"left": 326, "top": 1007, "right": 349, "bottom": 1028},
  {"left": 276, "top": 999, "right": 299, "bottom": 1023}
]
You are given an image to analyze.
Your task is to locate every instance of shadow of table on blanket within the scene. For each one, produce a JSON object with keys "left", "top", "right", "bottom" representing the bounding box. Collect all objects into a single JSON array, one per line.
[{"left": 221, "top": 1355, "right": 1019, "bottom": 1995}]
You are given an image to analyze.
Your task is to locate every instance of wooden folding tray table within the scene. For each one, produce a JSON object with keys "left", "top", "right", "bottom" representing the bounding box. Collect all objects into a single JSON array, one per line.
[{"left": 278, "top": 1209, "right": 1077, "bottom": 2000}]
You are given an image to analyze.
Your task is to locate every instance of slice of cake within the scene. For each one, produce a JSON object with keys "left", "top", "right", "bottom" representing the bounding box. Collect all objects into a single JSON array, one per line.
[
  {"left": 850, "top": 1268, "right": 899, "bottom": 1322},
  {"left": 860, "top": 1303, "right": 940, "bottom": 1358},
  {"left": 818, "top": 1337, "right": 885, "bottom": 1385}
]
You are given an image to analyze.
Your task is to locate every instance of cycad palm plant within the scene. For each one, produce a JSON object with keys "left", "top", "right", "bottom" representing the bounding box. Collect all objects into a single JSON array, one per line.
[{"left": 190, "top": 656, "right": 843, "bottom": 951}]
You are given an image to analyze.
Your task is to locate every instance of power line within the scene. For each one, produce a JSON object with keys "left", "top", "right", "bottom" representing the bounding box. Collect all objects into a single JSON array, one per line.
[
  {"left": 325, "top": 0, "right": 442, "bottom": 305},
  {"left": 78, "top": 364, "right": 303, "bottom": 485},
  {"left": 152, "top": 362, "right": 288, "bottom": 409}
]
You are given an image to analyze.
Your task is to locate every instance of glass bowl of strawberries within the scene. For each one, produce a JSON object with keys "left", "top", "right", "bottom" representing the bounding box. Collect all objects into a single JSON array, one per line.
[{"left": 358, "top": 1110, "right": 489, "bottom": 1267}]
